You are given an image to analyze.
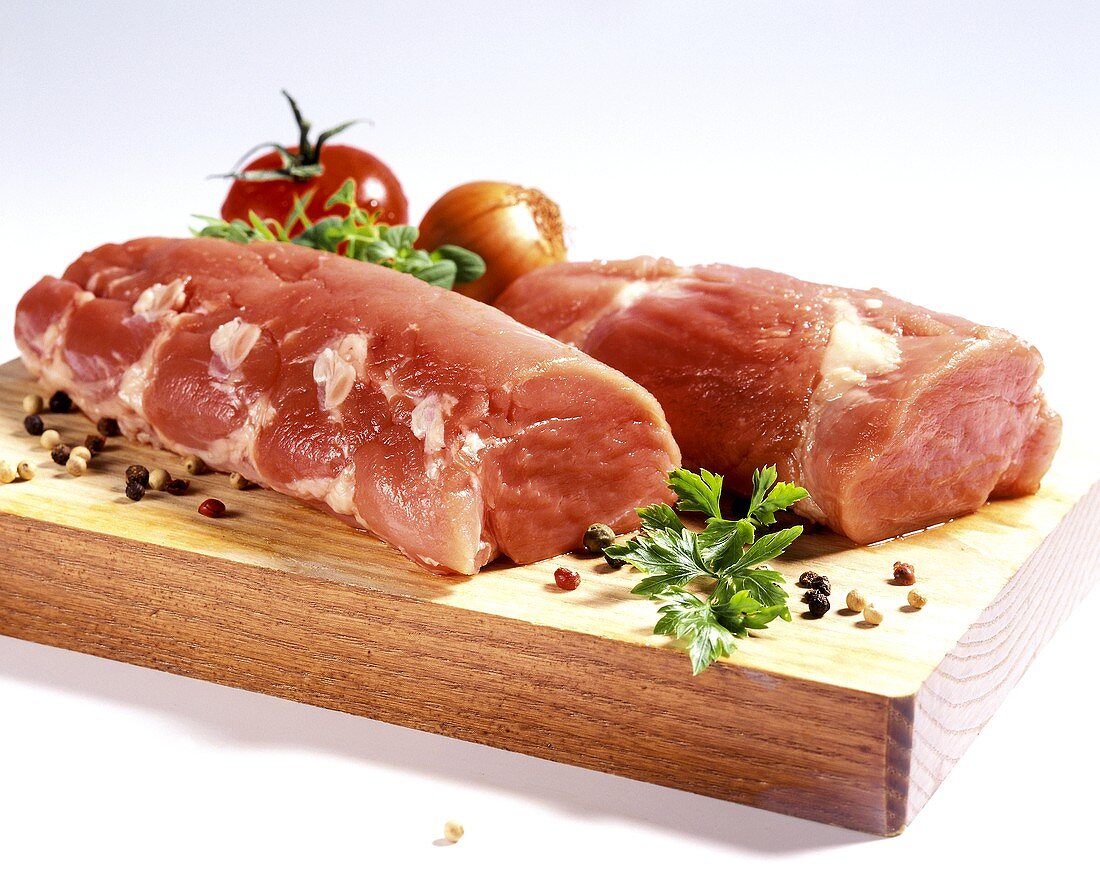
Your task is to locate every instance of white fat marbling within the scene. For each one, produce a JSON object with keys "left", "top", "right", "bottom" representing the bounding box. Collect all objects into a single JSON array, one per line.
[
  {"left": 814, "top": 301, "right": 901, "bottom": 403},
  {"left": 410, "top": 393, "right": 458, "bottom": 455},
  {"left": 288, "top": 463, "right": 359, "bottom": 518},
  {"left": 132, "top": 278, "right": 188, "bottom": 318},
  {"left": 313, "top": 334, "right": 370, "bottom": 412},
  {"left": 210, "top": 318, "right": 261, "bottom": 373}
]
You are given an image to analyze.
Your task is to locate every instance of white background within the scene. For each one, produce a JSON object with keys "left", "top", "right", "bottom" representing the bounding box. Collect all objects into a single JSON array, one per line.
[{"left": 1, "top": 1, "right": 1098, "bottom": 871}]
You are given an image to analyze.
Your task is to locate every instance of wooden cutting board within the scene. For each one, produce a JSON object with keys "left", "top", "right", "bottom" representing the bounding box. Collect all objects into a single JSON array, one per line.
[{"left": 1, "top": 358, "right": 1096, "bottom": 835}]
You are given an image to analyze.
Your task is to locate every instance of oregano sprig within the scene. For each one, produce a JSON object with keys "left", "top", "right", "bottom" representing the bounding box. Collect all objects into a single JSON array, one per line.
[
  {"left": 193, "top": 179, "right": 485, "bottom": 291},
  {"left": 606, "top": 465, "right": 809, "bottom": 674}
]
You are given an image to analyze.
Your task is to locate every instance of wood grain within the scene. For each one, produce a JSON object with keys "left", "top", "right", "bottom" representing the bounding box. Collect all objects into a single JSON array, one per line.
[{"left": 0, "top": 359, "right": 1096, "bottom": 834}]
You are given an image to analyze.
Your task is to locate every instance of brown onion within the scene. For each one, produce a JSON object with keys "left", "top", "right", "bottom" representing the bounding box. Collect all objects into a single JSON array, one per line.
[{"left": 417, "top": 181, "right": 566, "bottom": 303}]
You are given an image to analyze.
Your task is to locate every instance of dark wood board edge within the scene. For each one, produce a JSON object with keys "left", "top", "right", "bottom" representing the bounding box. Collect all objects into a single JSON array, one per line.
[{"left": 1, "top": 510, "right": 904, "bottom": 834}]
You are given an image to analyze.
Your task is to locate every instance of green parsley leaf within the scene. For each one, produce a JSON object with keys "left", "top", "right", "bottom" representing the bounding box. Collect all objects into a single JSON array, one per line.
[
  {"left": 747, "top": 465, "right": 809, "bottom": 527},
  {"left": 605, "top": 465, "right": 807, "bottom": 674},
  {"left": 654, "top": 592, "right": 737, "bottom": 675},
  {"left": 725, "top": 525, "right": 804, "bottom": 575},
  {"left": 715, "top": 566, "right": 791, "bottom": 616},
  {"left": 637, "top": 503, "right": 684, "bottom": 534},
  {"left": 696, "top": 517, "right": 754, "bottom": 566},
  {"left": 668, "top": 468, "right": 724, "bottom": 520},
  {"left": 608, "top": 527, "right": 712, "bottom": 596}
]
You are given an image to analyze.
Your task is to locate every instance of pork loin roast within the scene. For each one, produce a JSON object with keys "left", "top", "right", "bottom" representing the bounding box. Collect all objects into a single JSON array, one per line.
[
  {"left": 16, "top": 238, "right": 680, "bottom": 573},
  {"left": 497, "top": 258, "right": 1060, "bottom": 543}
]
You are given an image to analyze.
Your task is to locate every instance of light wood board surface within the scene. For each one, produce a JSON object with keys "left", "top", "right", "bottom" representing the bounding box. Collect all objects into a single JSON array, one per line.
[{"left": 1, "top": 358, "right": 1096, "bottom": 834}]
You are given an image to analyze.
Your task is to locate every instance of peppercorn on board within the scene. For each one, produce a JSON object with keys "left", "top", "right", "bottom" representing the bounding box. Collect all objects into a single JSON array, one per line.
[{"left": 0, "top": 358, "right": 1096, "bottom": 835}]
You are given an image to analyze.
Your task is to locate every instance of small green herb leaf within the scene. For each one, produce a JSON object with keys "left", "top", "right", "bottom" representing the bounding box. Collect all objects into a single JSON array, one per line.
[
  {"left": 195, "top": 175, "right": 489, "bottom": 292},
  {"left": 382, "top": 225, "right": 419, "bottom": 252},
  {"left": 325, "top": 179, "right": 359, "bottom": 211},
  {"left": 436, "top": 244, "right": 487, "bottom": 285},
  {"left": 411, "top": 260, "right": 459, "bottom": 289},
  {"left": 291, "top": 216, "right": 346, "bottom": 252}
]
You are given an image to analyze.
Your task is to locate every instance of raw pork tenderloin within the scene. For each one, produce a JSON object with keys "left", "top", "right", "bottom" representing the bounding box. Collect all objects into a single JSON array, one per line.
[
  {"left": 497, "top": 258, "right": 1061, "bottom": 544},
  {"left": 15, "top": 238, "right": 680, "bottom": 573}
]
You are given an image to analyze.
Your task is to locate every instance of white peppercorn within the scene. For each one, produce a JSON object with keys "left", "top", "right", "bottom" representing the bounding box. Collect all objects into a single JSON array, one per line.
[{"left": 845, "top": 589, "right": 867, "bottom": 612}]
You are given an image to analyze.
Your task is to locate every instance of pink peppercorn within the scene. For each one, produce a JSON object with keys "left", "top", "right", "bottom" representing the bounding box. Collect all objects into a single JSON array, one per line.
[
  {"left": 198, "top": 498, "right": 226, "bottom": 518},
  {"left": 554, "top": 567, "right": 580, "bottom": 591}
]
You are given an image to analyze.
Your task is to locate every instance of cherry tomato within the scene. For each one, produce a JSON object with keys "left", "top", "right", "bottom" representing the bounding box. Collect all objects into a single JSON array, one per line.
[
  {"left": 219, "top": 92, "right": 408, "bottom": 227},
  {"left": 221, "top": 144, "right": 407, "bottom": 226}
]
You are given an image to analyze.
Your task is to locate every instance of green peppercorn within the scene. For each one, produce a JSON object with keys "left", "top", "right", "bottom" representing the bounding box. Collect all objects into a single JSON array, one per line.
[{"left": 582, "top": 523, "right": 616, "bottom": 554}]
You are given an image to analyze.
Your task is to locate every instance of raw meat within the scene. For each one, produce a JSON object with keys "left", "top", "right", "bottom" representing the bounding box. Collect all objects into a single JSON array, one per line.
[
  {"left": 15, "top": 238, "right": 680, "bottom": 573},
  {"left": 497, "top": 258, "right": 1061, "bottom": 544}
]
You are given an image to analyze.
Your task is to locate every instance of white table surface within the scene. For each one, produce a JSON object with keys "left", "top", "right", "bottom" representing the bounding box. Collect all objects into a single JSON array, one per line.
[{"left": 2, "top": 3, "right": 1098, "bottom": 871}]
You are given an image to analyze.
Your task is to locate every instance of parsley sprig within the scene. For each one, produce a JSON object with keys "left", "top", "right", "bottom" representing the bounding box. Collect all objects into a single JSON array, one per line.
[
  {"left": 606, "top": 466, "right": 809, "bottom": 674},
  {"left": 193, "top": 180, "right": 485, "bottom": 291}
]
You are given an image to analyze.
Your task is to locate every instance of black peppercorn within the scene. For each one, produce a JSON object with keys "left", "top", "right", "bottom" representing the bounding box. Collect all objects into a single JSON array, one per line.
[
  {"left": 48, "top": 391, "right": 73, "bottom": 413},
  {"left": 125, "top": 464, "right": 150, "bottom": 487},
  {"left": 96, "top": 417, "right": 121, "bottom": 437},
  {"left": 805, "top": 590, "right": 830, "bottom": 618},
  {"left": 125, "top": 480, "right": 145, "bottom": 502},
  {"left": 84, "top": 434, "right": 106, "bottom": 454},
  {"left": 23, "top": 414, "right": 45, "bottom": 436},
  {"left": 798, "top": 571, "right": 828, "bottom": 589},
  {"left": 165, "top": 478, "right": 190, "bottom": 496},
  {"left": 800, "top": 580, "right": 831, "bottom": 599},
  {"left": 50, "top": 444, "right": 71, "bottom": 465}
]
